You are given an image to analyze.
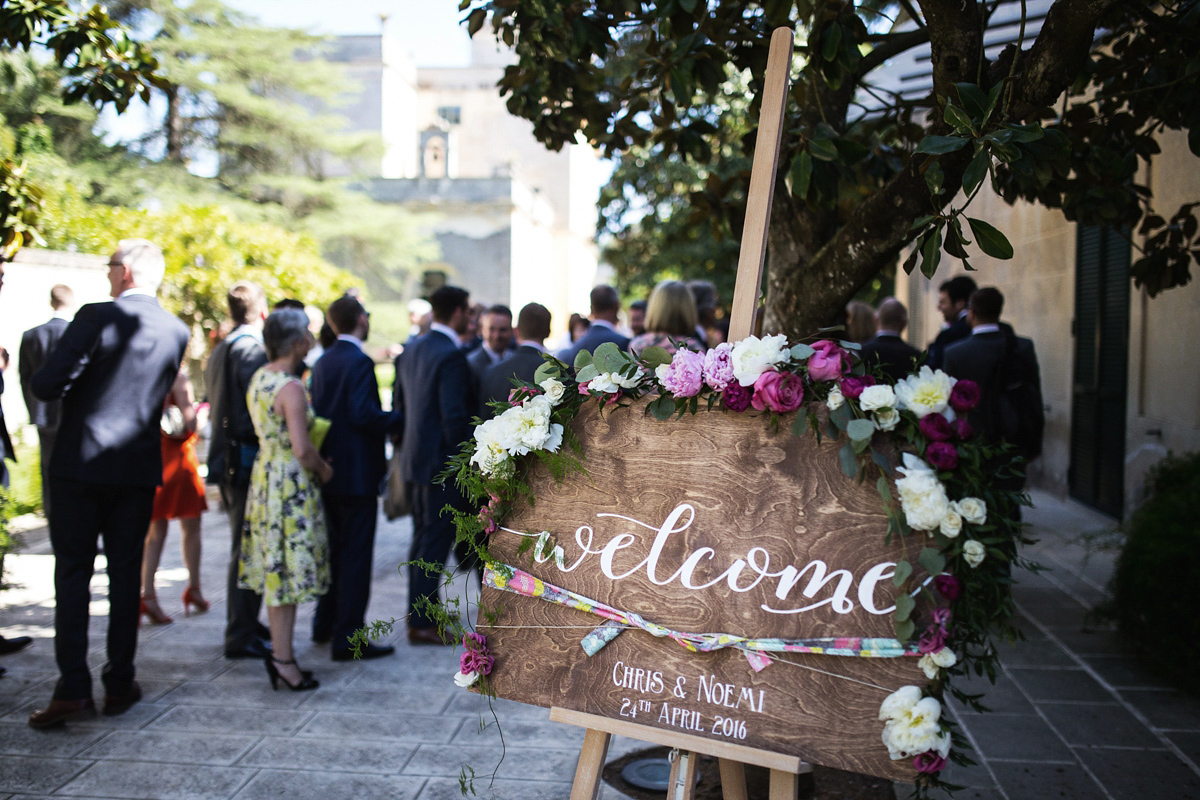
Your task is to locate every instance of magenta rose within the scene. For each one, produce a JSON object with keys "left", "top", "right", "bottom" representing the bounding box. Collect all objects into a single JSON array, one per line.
[
  {"left": 839, "top": 373, "right": 876, "bottom": 400},
  {"left": 933, "top": 574, "right": 962, "bottom": 601},
  {"left": 952, "top": 417, "right": 974, "bottom": 440},
  {"left": 913, "top": 752, "right": 946, "bottom": 774},
  {"left": 917, "top": 624, "right": 946, "bottom": 654},
  {"left": 950, "top": 379, "right": 981, "bottom": 412},
  {"left": 807, "top": 340, "right": 849, "bottom": 382},
  {"left": 925, "top": 441, "right": 959, "bottom": 471},
  {"left": 751, "top": 369, "right": 805, "bottom": 413},
  {"left": 723, "top": 382, "right": 752, "bottom": 412},
  {"left": 919, "top": 412, "right": 953, "bottom": 442},
  {"left": 661, "top": 349, "right": 705, "bottom": 397},
  {"left": 930, "top": 607, "right": 953, "bottom": 630},
  {"left": 703, "top": 342, "right": 735, "bottom": 391}
]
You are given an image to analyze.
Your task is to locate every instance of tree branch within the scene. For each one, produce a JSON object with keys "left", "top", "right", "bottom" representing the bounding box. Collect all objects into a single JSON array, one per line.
[
  {"left": 1011, "top": 0, "right": 1124, "bottom": 116},
  {"left": 858, "top": 28, "right": 932, "bottom": 77}
]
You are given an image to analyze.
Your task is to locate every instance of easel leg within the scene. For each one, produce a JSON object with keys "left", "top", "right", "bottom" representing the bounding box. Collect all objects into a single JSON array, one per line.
[
  {"left": 667, "top": 749, "right": 700, "bottom": 800},
  {"left": 768, "top": 768, "right": 799, "bottom": 800},
  {"left": 717, "top": 758, "right": 749, "bottom": 800},
  {"left": 569, "top": 728, "right": 612, "bottom": 800}
]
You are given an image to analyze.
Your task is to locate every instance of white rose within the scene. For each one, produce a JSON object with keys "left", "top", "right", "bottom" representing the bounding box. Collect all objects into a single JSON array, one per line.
[
  {"left": 894, "top": 366, "right": 957, "bottom": 418},
  {"left": 879, "top": 688, "right": 948, "bottom": 760},
  {"left": 539, "top": 378, "right": 566, "bottom": 406},
  {"left": 957, "top": 497, "right": 987, "bottom": 525},
  {"left": 731, "top": 334, "right": 790, "bottom": 387},
  {"left": 895, "top": 455, "right": 950, "bottom": 531},
  {"left": 590, "top": 370, "right": 642, "bottom": 393},
  {"left": 939, "top": 508, "right": 963, "bottom": 539},
  {"left": 826, "top": 385, "right": 845, "bottom": 411},
  {"left": 962, "top": 539, "right": 986, "bottom": 568},
  {"left": 655, "top": 363, "right": 670, "bottom": 385},
  {"left": 454, "top": 670, "right": 479, "bottom": 688},
  {"left": 873, "top": 407, "right": 900, "bottom": 432},
  {"left": 858, "top": 384, "right": 896, "bottom": 412},
  {"left": 919, "top": 647, "right": 958, "bottom": 679}
]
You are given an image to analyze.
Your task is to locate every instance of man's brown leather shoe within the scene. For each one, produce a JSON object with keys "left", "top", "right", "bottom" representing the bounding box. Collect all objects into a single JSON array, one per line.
[
  {"left": 28, "top": 698, "right": 96, "bottom": 729},
  {"left": 407, "top": 626, "right": 450, "bottom": 645},
  {"left": 102, "top": 682, "right": 142, "bottom": 716}
]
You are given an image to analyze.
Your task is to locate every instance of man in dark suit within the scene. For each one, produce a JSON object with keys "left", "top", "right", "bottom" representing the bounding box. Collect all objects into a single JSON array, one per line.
[
  {"left": 944, "top": 287, "right": 1043, "bottom": 493},
  {"left": 28, "top": 239, "right": 189, "bottom": 728},
  {"left": 479, "top": 303, "right": 553, "bottom": 420},
  {"left": 19, "top": 284, "right": 73, "bottom": 521},
  {"left": 205, "top": 281, "right": 273, "bottom": 660},
  {"left": 925, "top": 275, "right": 977, "bottom": 370},
  {"left": 0, "top": 259, "right": 33, "bottom": 661},
  {"left": 860, "top": 297, "right": 922, "bottom": 384},
  {"left": 393, "top": 285, "right": 475, "bottom": 644},
  {"left": 466, "top": 304, "right": 513, "bottom": 396},
  {"left": 310, "top": 295, "right": 403, "bottom": 660},
  {"left": 556, "top": 285, "right": 630, "bottom": 365}
]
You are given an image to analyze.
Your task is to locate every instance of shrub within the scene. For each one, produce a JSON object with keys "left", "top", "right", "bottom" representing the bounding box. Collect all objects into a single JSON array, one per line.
[{"left": 1112, "top": 451, "right": 1200, "bottom": 695}]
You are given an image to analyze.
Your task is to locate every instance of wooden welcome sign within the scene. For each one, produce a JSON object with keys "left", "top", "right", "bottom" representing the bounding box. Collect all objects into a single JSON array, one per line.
[{"left": 481, "top": 400, "right": 929, "bottom": 784}]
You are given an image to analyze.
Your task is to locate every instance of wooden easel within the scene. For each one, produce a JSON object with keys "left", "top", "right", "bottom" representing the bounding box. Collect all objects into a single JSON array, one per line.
[{"left": 556, "top": 26, "right": 802, "bottom": 800}]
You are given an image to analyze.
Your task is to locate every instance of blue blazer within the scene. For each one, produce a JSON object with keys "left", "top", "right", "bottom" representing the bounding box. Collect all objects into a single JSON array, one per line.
[
  {"left": 310, "top": 339, "right": 402, "bottom": 497},
  {"left": 393, "top": 330, "right": 474, "bottom": 485},
  {"left": 31, "top": 294, "right": 189, "bottom": 488},
  {"left": 555, "top": 323, "right": 631, "bottom": 367},
  {"left": 19, "top": 316, "right": 69, "bottom": 431}
]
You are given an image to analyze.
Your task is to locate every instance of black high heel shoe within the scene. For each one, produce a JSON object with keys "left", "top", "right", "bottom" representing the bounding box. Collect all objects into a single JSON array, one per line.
[{"left": 264, "top": 657, "right": 319, "bottom": 691}]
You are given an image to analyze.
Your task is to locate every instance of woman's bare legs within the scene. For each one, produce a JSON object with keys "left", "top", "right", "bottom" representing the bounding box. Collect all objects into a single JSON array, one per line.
[
  {"left": 179, "top": 516, "right": 207, "bottom": 607},
  {"left": 266, "top": 604, "right": 304, "bottom": 686},
  {"left": 140, "top": 519, "right": 171, "bottom": 621}
]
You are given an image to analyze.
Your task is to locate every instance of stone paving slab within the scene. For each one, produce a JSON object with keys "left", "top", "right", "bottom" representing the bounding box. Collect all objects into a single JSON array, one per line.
[
  {"left": 76, "top": 730, "right": 260, "bottom": 766},
  {"left": 232, "top": 769, "right": 425, "bottom": 800},
  {"left": 55, "top": 761, "right": 257, "bottom": 800}
]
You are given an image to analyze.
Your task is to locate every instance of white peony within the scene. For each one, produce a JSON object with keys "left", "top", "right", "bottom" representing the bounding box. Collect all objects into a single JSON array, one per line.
[
  {"left": 539, "top": 378, "right": 566, "bottom": 406},
  {"left": 894, "top": 454, "right": 950, "bottom": 531},
  {"left": 919, "top": 647, "right": 958, "bottom": 679},
  {"left": 826, "top": 385, "right": 845, "bottom": 411},
  {"left": 957, "top": 497, "right": 987, "bottom": 525},
  {"left": 939, "top": 508, "right": 963, "bottom": 539},
  {"left": 894, "top": 366, "right": 957, "bottom": 418},
  {"left": 731, "top": 334, "right": 790, "bottom": 387},
  {"left": 858, "top": 384, "right": 896, "bottom": 412},
  {"left": 879, "top": 686, "right": 950, "bottom": 760},
  {"left": 962, "top": 540, "right": 986, "bottom": 568},
  {"left": 873, "top": 407, "right": 900, "bottom": 432},
  {"left": 454, "top": 670, "right": 479, "bottom": 688}
]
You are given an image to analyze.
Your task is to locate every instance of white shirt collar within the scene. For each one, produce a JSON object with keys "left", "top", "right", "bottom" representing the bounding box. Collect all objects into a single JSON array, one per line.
[
  {"left": 430, "top": 321, "right": 459, "bottom": 342},
  {"left": 972, "top": 324, "right": 1001, "bottom": 335},
  {"left": 590, "top": 318, "right": 616, "bottom": 332},
  {"left": 517, "top": 339, "right": 547, "bottom": 352},
  {"left": 876, "top": 329, "right": 903, "bottom": 338},
  {"left": 118, "top": 288, "right": 155, "bottom": 299},
  {"left": 229, "top": 323, "right": 263, "bottom": 342},
  {"left": 336, "top": 333, "right": 365, "bottom": 351}
]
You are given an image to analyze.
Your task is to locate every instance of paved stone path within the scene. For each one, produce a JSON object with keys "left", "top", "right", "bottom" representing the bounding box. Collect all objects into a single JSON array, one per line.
[{"left": 0, "top": 491, "right": 1197, "bottom": 799}]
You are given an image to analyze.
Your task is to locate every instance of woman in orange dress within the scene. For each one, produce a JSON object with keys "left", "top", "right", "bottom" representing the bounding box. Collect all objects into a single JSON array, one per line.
[{"left": 140, "top": 368, "right": 210, "bottom": 624}]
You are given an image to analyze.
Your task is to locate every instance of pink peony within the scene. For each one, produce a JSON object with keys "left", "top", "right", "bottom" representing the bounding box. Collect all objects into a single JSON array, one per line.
[
  {"left": 952, "top": 418, "right": 974, "bottom": 440},
  {"left": 917, "top": 625, "right": 946, "bottom": 654},
  {"left": 839, "top": 374, "right": 876, "bottom": 400},
  {"left": 661, "top": 349, "right": 705, "bottom": 397},
  {"left": 919, "top": 413, "right": 953, "bottom": 442},
  {"left": 949, "top": 379, "right": 981, "bottom": 412},
  {"left": 460, "top": 632, "right": 495, "bottom": 676},
  {"left": 925, "top": 441, "right": 959, "bottom": 471},
  {"left": 913, "top": 751, "right": 946, "bottom": 774},
  {"left": 807, "top": 340, "right": 849, "bottom": 382},
  {"left": 703, "top": 342, "right": 735, "bottom": 391},
  {"left": 723, "top": 382, "right": 752, "bottom": 412},
  {"left": 751, "top": 369, "right": 805, "bottom": 413},
  {"left": 933, "top": 574, "right": 962, "bottom": 601},
  {"left": 930, "top": 607, "right": 953, "bottom": 630}
]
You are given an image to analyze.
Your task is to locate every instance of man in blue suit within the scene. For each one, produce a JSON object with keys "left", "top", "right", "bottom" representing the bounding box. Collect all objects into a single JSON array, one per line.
[
  {"left": 392, "top": 286, "right": 476, "bottom": 644},
  {"left": 925, "top": 275, "right": 976, "bottom": 370},
  {"left": 19, "top": 284, "right": 73, "bottom": 520},
  {"left": 28, "top": 239, "right": 189, "bottom": 727},
  {"left": 556, "top": 284, "right": 630, "bottom": 365},
  {"left": 310, "top": 294, "right": 403, "bottom": 660}
]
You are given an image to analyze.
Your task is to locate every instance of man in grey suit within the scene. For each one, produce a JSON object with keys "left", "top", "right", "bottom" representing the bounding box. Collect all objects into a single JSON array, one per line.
[
  {"left": 392, "top": 286, "right": 477, "bottom": 644},
  {"left": 479, "top": 302, "right": 552, "bottom": 420},
  {"left": 556, "top": 285, "right": 630, "bottom": 365},
  {"left": 28, "top": 239, "right": 189, "bottom": 728},
  {"left": 19, "top": 284, "right": 73, "bottom": 519}
]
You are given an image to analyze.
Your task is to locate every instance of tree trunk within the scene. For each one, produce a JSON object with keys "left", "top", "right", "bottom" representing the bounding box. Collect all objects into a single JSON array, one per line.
[{"left": 164, "top": 84, "right": 185, "bottom": 163}]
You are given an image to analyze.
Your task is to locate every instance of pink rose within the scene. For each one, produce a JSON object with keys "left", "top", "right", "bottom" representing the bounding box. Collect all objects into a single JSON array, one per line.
[
  {"left": 839, "top": 374, "right": 876, "bottom": 400},
  {"left": 577, "top": 381, "right": 591, "bottom": 395},
  {"left": 952, "top": 418, "right": 974, "bottom": 440},
  {"left": 751, "top": 369, "right": 805, "bottom": 413},
  {"left": 703, "top": 342, "right": 735, "bottom": 391},
  {"left": 661, "top": 349, "right": 705, "bottom": 397},
  {"left": 723, "top": 382, "right": 752, "bottom": 412},
  {"left": 913, "top": 751, "right": 946, "bottom": 774},
  {"left": 925, "top": 441, "right": 959, "bottom": 471},
  {"left": 933, "top": 574, "right": 962, "bottom": 601},
  {"left": 930, "top": 607, "right": 953, "bottom": 630},
  {"left": 807, "top": 340, "right": 849, "bottom": 382},
  {"left": 950, "top": 379, "right": 981, "bottom": 412},
  {"left": 917, "top": 625, "right": 946, "bottom": 654},
  {"left": 919, "top": 412, "right": 953, "bottom": 442}
]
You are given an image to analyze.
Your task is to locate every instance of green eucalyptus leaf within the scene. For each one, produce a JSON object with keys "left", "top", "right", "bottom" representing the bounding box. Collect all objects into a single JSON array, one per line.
[
  {"left": 894, "top": 618, "right": 915, "bottom": 642},
  {"left": 839, "top": 441, "right": 860, "bottom": 478},
  {"left": 573, "top": 349, "right": 594, "bottom": 370},
  {"left": 640, "top": 345, "right": 673, "bottom": 368},
  {"left": 830, "top": 402, "right": 853, "bottom": 430},
  {"left": 790, "top": 343, "right": 815, "bottom": 360},
  {"left": 847, "top": 418, "right": 875, "bottom": 442},
  {"left": 593, "top": 341, "right": 626, "bottom": 373},
  {"left": 649, "top": 394, "right": 675, "bottom": 421},
  {"left": 894, "top": 593, "right": 915, "bottom": 622},
  {"left": 575, "top": 364, "right": 599, "bottom": 383},
  {"left": 919, "top": 547, "right": 947, "bottom": 576},
  {"left": 533, "top": 363, "right": 558, "bottom": 384},
  {"left": 892, "top": 559, "right": 913, "bottom": 588},
  {"left": 967, "top": 217, "right": 1014, "bottom": 259}
]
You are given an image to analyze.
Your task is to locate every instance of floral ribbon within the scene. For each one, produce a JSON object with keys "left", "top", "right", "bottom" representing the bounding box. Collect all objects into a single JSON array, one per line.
[{"left": 483, "top": 563, "right": 919, "bottom": 672}]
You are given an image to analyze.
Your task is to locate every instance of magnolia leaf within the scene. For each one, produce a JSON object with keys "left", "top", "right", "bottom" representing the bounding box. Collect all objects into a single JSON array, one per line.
[
  {"left": 955, "top": 82, "right": 989, "bottom": 119},
  {"left": 847, "top": 418, "right": 875, "bottom": 443},
  {"left": 894, "top": 618, "right": 915, "bottom": 642},
  {"left": 573, "top": 349, "right": 594, "bottom": 370},
  {"left": 915, "top": 135, "right": 969, "bottom": 155},
  {"left": 839, "top": 441, "right": 860, "bottom": 478},
  {"left": 640, "top": 345, "right": 672, "bottom": 368},
  {"left": 909, "top": 214, "right": 937, "bottom": 231},
  {"left": 962, "top": 147, "right": 990, "bottom": 196},
  {"left": 984, "top": 82, "right": 1004, "bottom": 122},
  {"left": 921, "top": 226, "right": 943, "bottom": 278},
  {"left": 943, "top": 102, "right": 974, "bottom": 134},
  {"left": 821, "top": 22, "right": 842, "bottom": 62},
  {"left": 790, "top": 150, "right": 813, "bottom": 198},
  {"left": 894, "top": 593, "right": 915, "bottom": 622},
  {"left": 790, "top": 342, "right": 815, "bottom": 360},
  {"left": 924, "top": 160, "right": 944, "bottom": 195},
  {"left": 967, "top": 217, "right": 1014, "bottom": 259},
  {"left": 919, "top": 547, "right": 947, "bottom": 576},
  {"left": 892, "top": 559, "right": 913, "bottom": 588},
  {"left": 808, "top": 137, "right": 839, "bottom": 161}
]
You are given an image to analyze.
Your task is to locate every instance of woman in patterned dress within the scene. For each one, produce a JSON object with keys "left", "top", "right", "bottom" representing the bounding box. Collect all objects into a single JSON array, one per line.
[
  {"left": 628, "top": 280, "right": 706, "bottom": 357},
  {"left": 239, "top": 309, "right": 333, "bottom": 691}
]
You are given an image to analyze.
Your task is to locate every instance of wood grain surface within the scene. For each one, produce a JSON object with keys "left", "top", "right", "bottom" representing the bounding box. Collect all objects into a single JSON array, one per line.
[{"left": 483, "top": 398, "right": 930, "bottom": 782}]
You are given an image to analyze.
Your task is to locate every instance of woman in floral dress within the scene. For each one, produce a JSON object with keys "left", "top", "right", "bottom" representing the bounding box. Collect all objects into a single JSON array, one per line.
[
  {"left": 628, "top": 279, "right": 706, "bottom": 357},
  {"left": 240, "top": 309, "right": 333, "bottom": 691}
]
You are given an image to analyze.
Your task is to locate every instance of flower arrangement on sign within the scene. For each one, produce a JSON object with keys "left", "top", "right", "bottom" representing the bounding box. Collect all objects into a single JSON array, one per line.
[{"left": 433, "top": 334, "right": 1033, "bottom": 798}]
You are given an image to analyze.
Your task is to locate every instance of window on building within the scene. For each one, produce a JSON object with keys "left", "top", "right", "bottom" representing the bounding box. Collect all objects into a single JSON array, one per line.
[{"left": 437, "top": 106, "right": 461, "bottom": 125}]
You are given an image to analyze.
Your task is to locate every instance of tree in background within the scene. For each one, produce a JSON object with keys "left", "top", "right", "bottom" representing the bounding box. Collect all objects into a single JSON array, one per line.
[{"left": 462, "top": 0, "right": 1200, "bottom": 338}]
